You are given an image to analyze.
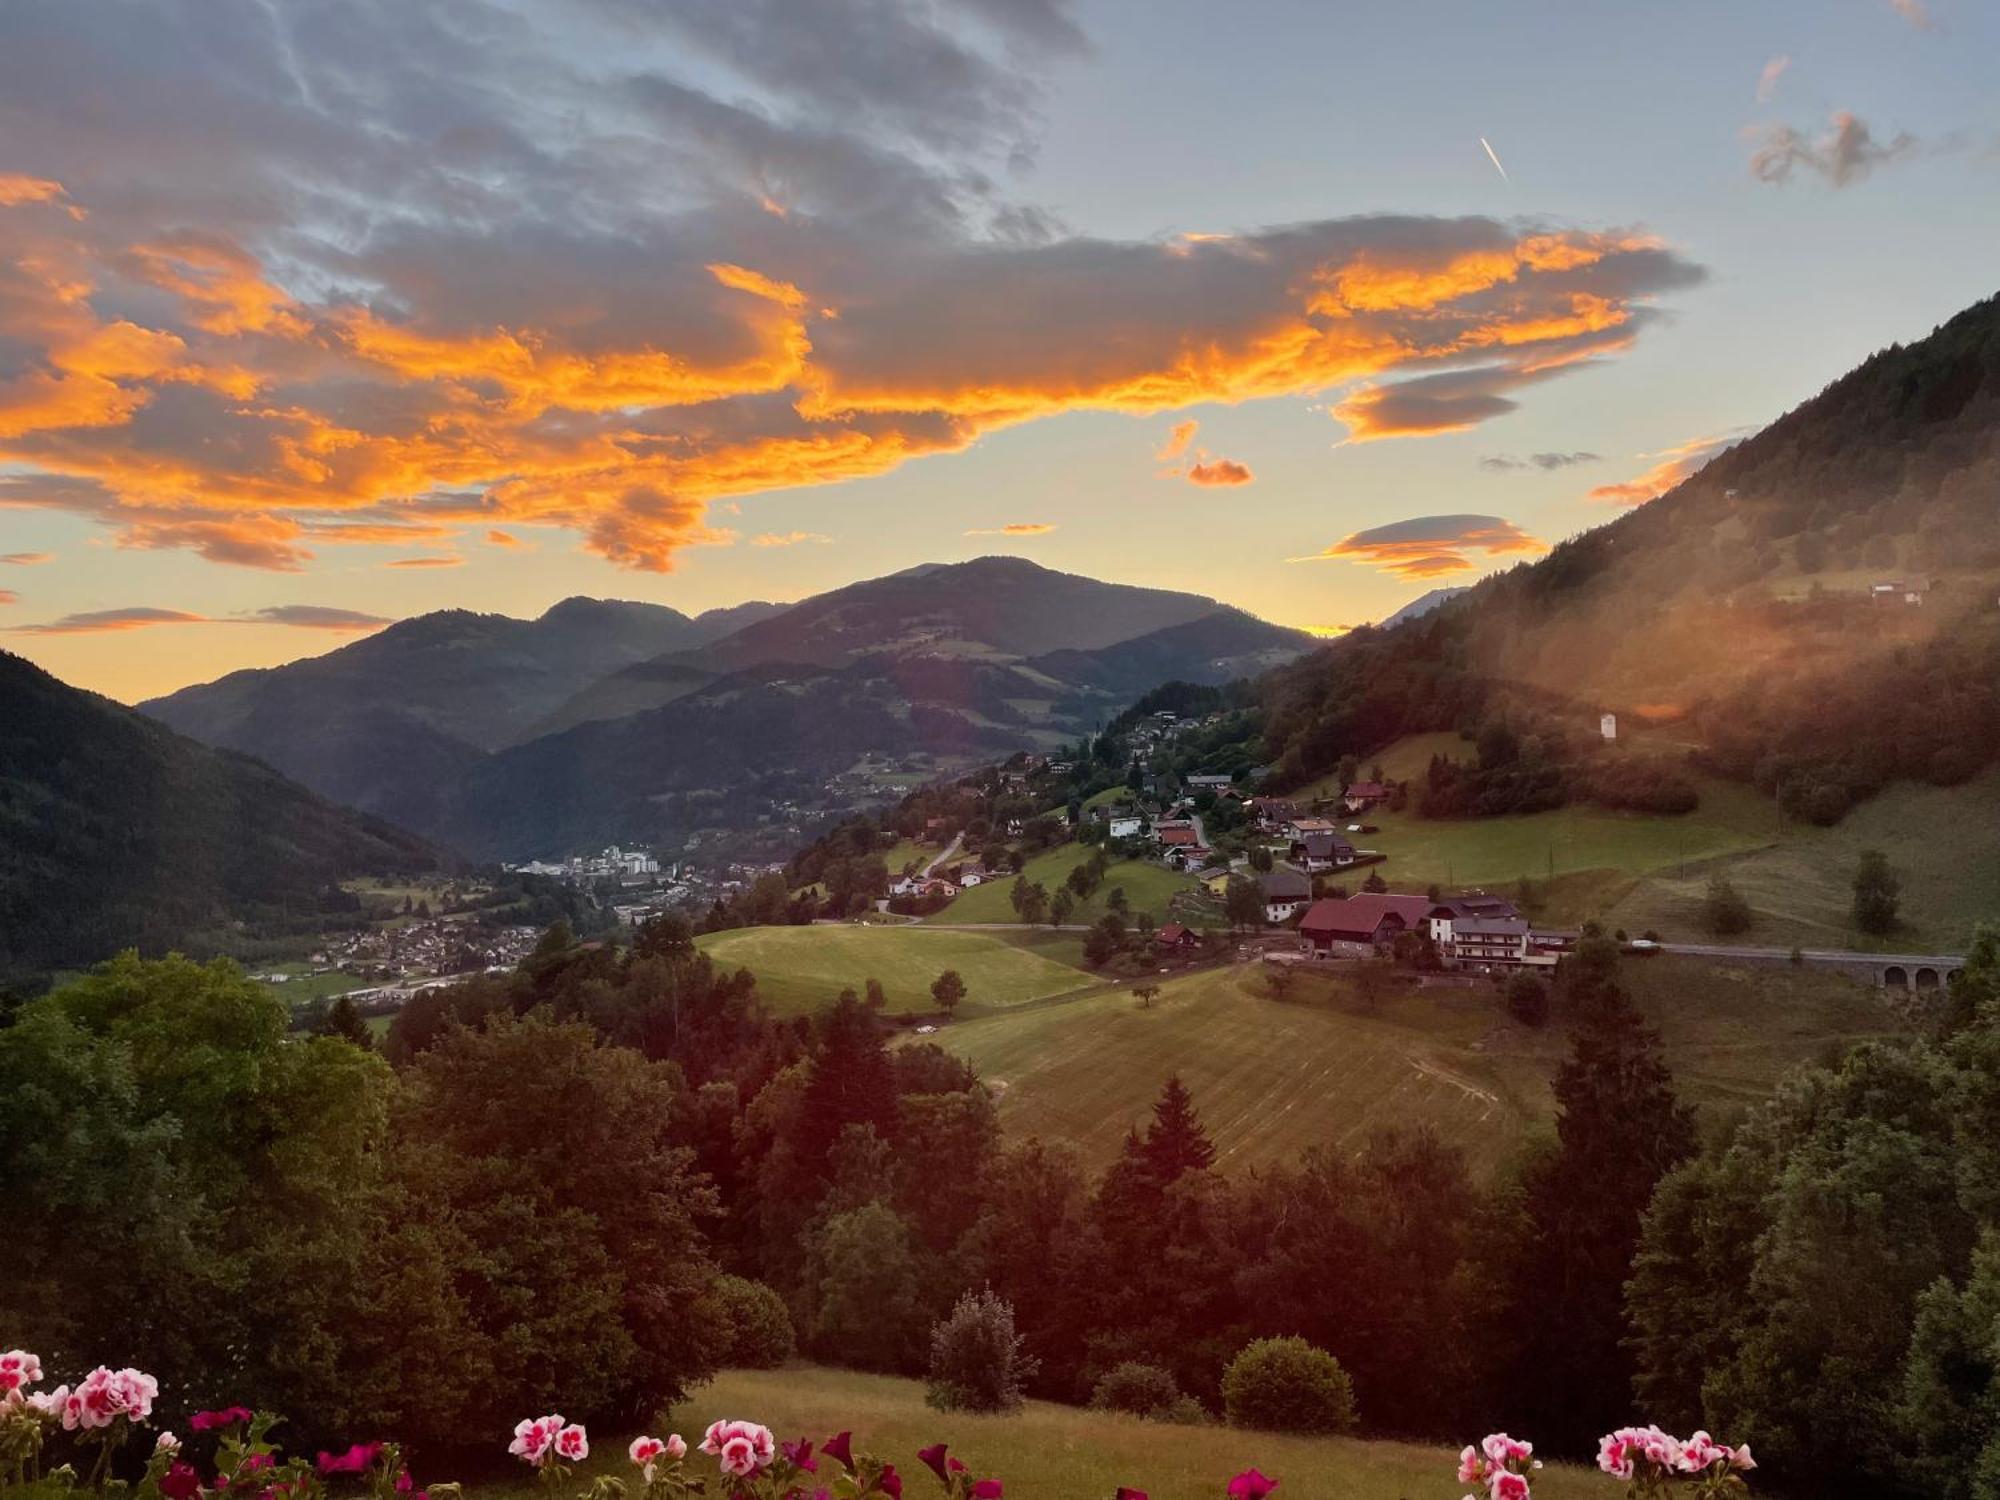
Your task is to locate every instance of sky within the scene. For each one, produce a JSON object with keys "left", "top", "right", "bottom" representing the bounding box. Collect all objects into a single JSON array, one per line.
[{"left": 2, "top": 0, "right": 1996, "bottom": 703}]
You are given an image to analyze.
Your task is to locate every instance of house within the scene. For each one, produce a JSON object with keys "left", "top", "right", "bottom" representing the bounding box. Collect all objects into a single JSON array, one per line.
[
  {"left": 1248, "top": 797, "right": 1299, "bottom": 831},
  {"left": 1165, "top": 843, "right": 1214, "bottom": 871},
  {"left": 1342, "top": 781, "right": 1389, "bottom": 812},
  {"left": 1155, "top": 922, "right": 1202, "bottom": 950},
  {"left": 1426, "top": 893, "right": 1522, "bottom": 948},
  {"left": 1108, "top": 813, "right": 1145, "bottom": 839},
  {"left": 1285, "top": 815, "right": 1339, "bottom": 840},
  {"left": 1291, "top": 830, "right": 1357, "bottom": 872},
  {"left": 1186, "top": 773, "right": 1234, "bottom": 792},
  {"left": 1259, "top": 863, "right": 1314, "bottom": 924},
  {"left": 1201, "top": 868, "right": 1234, "bottom": 897},
  {"left": 1158, "top": 826, "right": 1199, "bottom": 848},
  {"left": 1446, "top": 916, "right": 1534, "bottom": 970},
  {"left": 1297, "top": 893, "right": 1437, "bottom": 957}
]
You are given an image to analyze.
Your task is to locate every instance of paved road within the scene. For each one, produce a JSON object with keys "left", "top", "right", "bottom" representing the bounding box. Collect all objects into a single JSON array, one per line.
[
  {"left": 921, "top": 831, "right": 964, "bottom": 878},
  {"left": 1661, "top": 941, "right": 1965, "bottom": 966}
]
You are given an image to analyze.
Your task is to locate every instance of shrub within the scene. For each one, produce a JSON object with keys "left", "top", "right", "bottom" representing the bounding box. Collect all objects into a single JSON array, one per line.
[
  {"left": 1090, "top": 1362, "right": 1207, "bottom": 1425},
  {"left": 1221, "top": 1336, "right": 1358, "bottom": 1435},
  {"left": 1505, "top": 973, "right": 1550, "bottom": 1028},
  {"left": 704, "top": 1273, "right": 796, "bottom": 1368},
  {"left": 925, "top": 1288, "right": 1038, "bottom": 1413}
]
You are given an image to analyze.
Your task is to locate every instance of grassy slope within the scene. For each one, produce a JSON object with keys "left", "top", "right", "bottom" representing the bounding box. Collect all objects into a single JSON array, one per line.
[
  {"left": 1606, "top": 767, "right": 2000, "bottom": 952},
  {"left": 637, "top": 1367, "right": 1605, "bottom": 1500},
  {"left": 928, "top": 956, "right": 1897, "bottom": 1178},
  {"left": 927, "top": 843, "right": 1198, "bottom": 926},
  {"left": 695, "top": 925, "right": 1095, "bottom": 1018}
]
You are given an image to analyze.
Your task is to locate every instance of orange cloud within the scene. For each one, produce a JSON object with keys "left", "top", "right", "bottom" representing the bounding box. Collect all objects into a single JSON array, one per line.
[
  {"left": 0, "top": 590, "right": 15, "bottom": 606},
  {"left": 750, "top": 530, "right": 832, "bottom": 546},
  {"left": 1188, "top": 458, "right": 1253, "bottom": 486},
  {"left": 1292, "top": 513, "right": 1547, "bottom": 579},
  {"left": 486, "top": 528, "right": 529, "bottom": 548},
  {"left": 0, "top": 174, "right": 1697, "bottom": 575},
  {"left": 7, "top": 602, "right": 392, "bottom": 634},
  {"left": 965, "top": 522, "right": 1057, "bottom": 536},
  {"left": 383, "top": 555, "right": 465, "bottom": 569},
  {"left": 1587, "top": 434, "right": 1739, "bottom": 505},
  {"left": 2, "top": 552, "right": 53, "bottom": 565},
  {"left": 10, "top": 606, "right": 212, "bottom": 635}
]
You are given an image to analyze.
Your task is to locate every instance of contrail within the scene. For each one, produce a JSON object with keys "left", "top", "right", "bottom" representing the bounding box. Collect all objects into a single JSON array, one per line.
[{"left": 1480, "top": 137, "right": 1510, "bottom": 183}]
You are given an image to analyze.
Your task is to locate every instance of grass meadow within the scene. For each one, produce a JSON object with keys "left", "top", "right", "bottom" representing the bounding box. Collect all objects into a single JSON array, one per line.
[{"left": 927, "top": 843, "right": 1198, "bottom": 927}]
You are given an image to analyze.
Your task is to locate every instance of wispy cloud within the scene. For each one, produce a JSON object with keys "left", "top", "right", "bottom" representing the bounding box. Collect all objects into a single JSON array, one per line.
[
  {"left": 10, "top": 606, "right": 211, "bottom": 635},
  {"left": 1479, "top": 450, "right": 1600, "bottom": 472},
  {"left": 2, "top": 551, "right": 54, "bottom": 564},
  {"left": 965, "top": 522, "right": 1058, "bottom": 536},
  {"left": 382, "top": 555, "right": 465, "bottom": 569},
  {"left": 1290, "top": 513, "right": 1547, "bottom": 579},
  {"left": 1187, "top": 457, "right": 1254, "bottom": 486},
  {"left": 1156, "top": 419, "right": 1255, "bottom": 486},
  {"left": 485, "top": 529, "right": 530, "bottom": 549},
  {"left": 238, "top": 606, "right": 393, "bottom": 632},
  {"left": 0, "top": 590, "right": 16, "bottom": 606},
  {"left": 1889, "top": 0, "right": 1933, "bottom": 30},
  {"left": 1156, "top": 420, "right": 1199, "bottom": 462},
  {"left": 1749, "top": 111, "right": 1917, "bottom": 187},
  {"left": 1756, "top": 54, "right": 1792, "bottom": 104},
  {"left": 750, "top": 530, "right": 832, "bottom": 546},
  {"left": 1587, "top": 433, "right": 1741, "bottom": 505}
]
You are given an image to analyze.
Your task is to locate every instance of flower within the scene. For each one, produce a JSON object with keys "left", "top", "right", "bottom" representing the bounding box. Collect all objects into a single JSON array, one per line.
[
  {"left": 1490, "top": 1473, "right": 1531, "bottom": 1500},
  {"left": 554, "top": 1424, "right": 588, "bottom": 1462},
  {"left": 822, "top": 1432, "right": 854, "bottom": 1473},
  {"left": 701, "top": 1421, "right": 774, "bottom": 1475},
  {"left": 1458, "top": 1446, "right": 1484, "bottom": 1485},
  {"left": 317, "top": 1443, "right": 384, "bottom": 1475},
  {"left": 878, "top": 1462, "right": 902, "bottom": 1499},
  {"left": 509, "top": 1416, "right": 565, "bottom": 1466},
  {"left": 918, "top": 1445, "right": 950, "bottom": 1483},
  {"left": 25, "top": 1384, "right": 68, "bottom": 1418},
  {"left": 1733, "top": 1444, "right": 1757, "bottom": 1471},
  {"left": 1482, "top": 1435, "right": 1532, "bottom": 1467},
  {"left": 969, "top": 1483, "right": 1001, "bottom": 1499},
  {"left": 665, "top": 1435, "right": 687, "bottom": 1460},
  {"left": 157, "top": 1432, "right": 183, "bottom": 1455},
  {"left": 161, "top": 1461, "right": 204, "bottom": 1500},
  {"left": 718, "top": 1437, "right": 758, "bottom": 1478},
  {"left": 1226, "top": 1471, "right": 1279, "bottom": 1499},
  {"left": 1116, "top": 1490, "right": 1150, "bottom": 1500},
  {"left": 630, "top": 1436, "right": 666, "bottom": 1477},
  {"left": 193, "top": 1409, "right": 256, "bottom": 1433},
  {"left": 782, "top": 1437, "right": 817, "bottom": 1473},
  {"left": 63, "top": 1367, "right": 158, "bottom": 1429},
  {"left": 0, "top": 1351, "right": 42, "bottom": 1394}
]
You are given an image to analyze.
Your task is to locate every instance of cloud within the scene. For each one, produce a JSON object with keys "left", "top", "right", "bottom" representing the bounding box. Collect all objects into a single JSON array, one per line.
[
  {"left": 485, "top": 528, "right": 529, "bottom": 548},
  {"left": 1480, "top": 450, "right": 1600, "bottom": 472},
  {"left": 10, "top": 606, "right": 213, "bottom": 634},
  {"left": 382, "top": 555, "right": 465, "bottom": 569},
  {"left": 2, "top": 551, "right": 54, "bottom": 564},
  {"left": 238, "top": 605, "right": 394, "bottom": 631},
  {"left": 1586, "top": 433, "right": 1740, "bottom": 505},
  {"left": 1290, "top": 513, "right": 1548, "bottom": 579},
  {"left": 750, "top": 530, "right": 832, "bottom": 546},
  {"left": 1156, "top": 420, "right": 1199, "bottom": 462},
  {"left": 1749, "top": 111, "right": 1917, "bottom": 187},
  {"left": 1756, "top": 55, "right": 1791, "bottom": 104},
  {"left": 1889, "top": 0, "right": 1933, "bottom": 29},
  {"left": 0, "top": 1, "right": 1700, "bottom": 575},
  {"left": 0, "top": 590, "right": 15, "bottom": 606},
  {"left": 1187, "top": 457, "right": 1254, "bottom": 486},
  {"left": 965, "top": 522, "right": 1057, "bottom": 535}
]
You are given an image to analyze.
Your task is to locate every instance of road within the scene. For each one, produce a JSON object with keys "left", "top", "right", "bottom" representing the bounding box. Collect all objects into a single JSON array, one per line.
[
  {"left": 921, "top": 831, "right": 964, "bottom": 878},
  {"left": 1660, "top": 941, "right": 1965, "bottom": 966}
]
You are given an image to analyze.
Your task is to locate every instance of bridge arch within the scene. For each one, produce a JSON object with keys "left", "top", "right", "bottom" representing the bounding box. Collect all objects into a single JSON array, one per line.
[
  {"left": 1883, "top": 965, "right": 1909, "bottom": 989},
  {"left": 1916, "top": 966, "right": 1942, "bottom": 990}
]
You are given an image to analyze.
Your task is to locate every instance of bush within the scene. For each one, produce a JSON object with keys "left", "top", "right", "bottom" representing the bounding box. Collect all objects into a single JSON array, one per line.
[
  {"left": 703, "top": 1273, "right": 796, "bottom": 1368},
  {"left": 925, "top": 1289, "right": 1038, "bottom": 1413},
  {"left": 1221, "top": 1336, "right": 1358, "bottom": 1435},
  {"left": 1505, "top": 973, "right": 1550, "bottom": 1028},
  {"left": 1088, "top": 1361, "right": 1207, "bottom": 1423}
]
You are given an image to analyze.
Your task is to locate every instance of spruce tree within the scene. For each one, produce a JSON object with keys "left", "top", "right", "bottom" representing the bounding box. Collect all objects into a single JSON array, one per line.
[{"left": 1143, "top": 1074, "right": 1217, "bottom": 1182}]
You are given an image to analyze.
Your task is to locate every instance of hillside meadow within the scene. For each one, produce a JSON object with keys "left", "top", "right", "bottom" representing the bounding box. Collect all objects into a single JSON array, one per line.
[
  {"left": 927, "top": 842, "right": 1199, "bottom": 926},
  {"left": 461, "top": 1366, "right": 1604, "bottom": 1500},
  {"left": 921, "top": 955, "right": 1898, "bottom": 1178},
  {"left": 694, "top": 924, "right": 1097, "bottom": 1017}
]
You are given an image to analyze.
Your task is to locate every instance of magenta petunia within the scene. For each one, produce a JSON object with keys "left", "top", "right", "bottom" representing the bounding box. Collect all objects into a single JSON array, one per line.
[
  {"left": 822, "top": 1432, "right": 855, "bottom": 1473},
  {"left": 917, "top": 1444, "right": 950, "bottom": 1483},
  {"left": 878, "top": 1461, "right": 902, "bottom": 1499},
  {"left": 782, "top": 1437, "right": 817, "bottom": 1473},
  {"left": 1115, "top": 1490, "right": 1149, "bottom": 1500},
  {"left": 191, "top": 1408, "right": 255, "bottom": 1433},
  {"left": 1226, "top": 1470, "right": 1279, "bottom": 1500},
  {"left": 316, "top": 1444, "right": 383, "bottom": 1476},
  {"left": 160, "top": 1462, "right": 203, "bottom": 1500},
  {"left": 969, "top": 1482, "right": 1001, "bottom": 1499}
]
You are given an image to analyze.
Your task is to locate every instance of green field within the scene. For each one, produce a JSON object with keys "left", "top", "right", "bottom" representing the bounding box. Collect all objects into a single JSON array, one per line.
[
  {"left": 695, "top": 925, "right": 1096, "bottom": 1017},
  {"left": 1606, "top": 768, "right": 2000, "bottom": 951},
  {"left": 927, "top": 842, "right": 1198, "bottom": 927},
  {"left": 925, "top": 956, "right": 1897, "bottom": 1178}
]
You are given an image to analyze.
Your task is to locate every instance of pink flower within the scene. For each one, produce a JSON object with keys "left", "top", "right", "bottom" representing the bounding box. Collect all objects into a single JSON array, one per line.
[
  {"left": 878, "top": 1463, "right": 902, "bottom": 1500},
  {"left": 822, "top": 1432, "right": 854, "bottom": 1473},
  {"left": 25, "top": 1384, "right": 68, "bottom": 1418},
  {"left": 918, "top": 1445, "right": 950, "bottom": 1483},
  {"left": 63, "top": 1367, "right": 158, "bottom": 1430},
  {"left": 157, "top": 1433, "right": 182, "bottom": 1455},
  {"left": 718, "top": 1437, "right": 758, "bottom": 1478},
  {"left": 1677, "top": 1432, "right": 1728, "bottom": 1472},
  {"left": 0, "top": 1351, "right": 43, "bottom": 1394},
  {"left": 664, "top": 1436, "right": 686, "bottom": 1461},
  {"left": 1482, "top": 1434, "right": 1532, "bottom": 1467},
  {"left": 193, "top": 1409, "right": 255, "bottom": 1433},
  {"left": 161, "top": 1462, "right": 204, "bottom": 1500},
  {"left": 701, "top": 1420, "right": 774, "bottom": 1474},
  {"left": 1489, "top": 1473, "right": 1531, "bottom": 1500},
  {"left": 1732, "top": 1444, "right": 1757, "bottom": 1471},
  {"left": 554, "top": 1424, "right": 588, "bottom": 1462},
  {"left": 781, "top": 1438, "right": 817, "bottom": 1473},
  {"left": 317, "top": 1444, "right": 384, "bottom": 1476},
  {"left": 630, "top": 1437, "right": 666, "bottom": 1471},
  {"left": 970, "top": 1483, "right": 1001, "bottom": 1499},
  {"left": 509, "top": 1415, "right": 565, "bottom": 1466},
  {"left": 1458, "top": 1447, "right": 1485, "bottom": 1485},
  {"left": 1116, "top": 1490, "right": 1149, "bottom": 1500},
  {"left": 1226, "top": 1470, "right": 1279, "bottom": 1500}
]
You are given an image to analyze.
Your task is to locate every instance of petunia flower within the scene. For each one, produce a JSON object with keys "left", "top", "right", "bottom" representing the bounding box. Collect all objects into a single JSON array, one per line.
[
  {"left": 822, "top": 1432, "right": 855, "bottom": 1474},
  {"left": 917, "top": 1445, "right": 950, "bottom": 1483},
  {"left": 1226, "top": 1470, "right": 1279, "bottom": 1500},
  {"left": 316, "top": 1444, "right": 383, "bottom": 1476},
  {"left": 192, "top": 1409, "right": 255, "bottom": 1433}
]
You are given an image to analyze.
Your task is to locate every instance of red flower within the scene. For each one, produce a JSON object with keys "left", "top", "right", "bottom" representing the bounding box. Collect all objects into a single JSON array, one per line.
[
  {"left": 161, "top": 1462, "right": 203, "bottom": 1500},
  {"left": 1226, "top": 1471, "right": 1279, "bottom": 1500},
  {"left": 918, "top": 1445, "right": 950, "bottom": 1484},
  {"left": 1116, "top": 1490, "right": 1149, "bottom": 1500},
  {"left": 969, "top": 1483, "right": 1001, "bottom": 1499},
  {"left": 822, "top": 1433, "right": 855, "bottom": 1474},
  {"left": 316, "top": 1444, "right": 384, "bottom": 1476},
  {"left": 879, "top": 1462, "right": 903, "bottom": 1499},
  {"left": 191, "top": 1409, "right": 255, "bottom": 1433},
  {"left": 782, "top": 1438, "right": 818, "bottom": 1474}
]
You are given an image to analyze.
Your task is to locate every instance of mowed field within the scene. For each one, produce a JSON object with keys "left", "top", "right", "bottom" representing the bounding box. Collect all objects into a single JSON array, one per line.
[
  {"left": 928, "top": 842, "right": 1198, "bottom": 926},
  {"left": 924, "top": 956, "right": 1899, "bottom": 1179},
  {"left": 695, "top": 924, "right": 1096, "bottom": 1017}
]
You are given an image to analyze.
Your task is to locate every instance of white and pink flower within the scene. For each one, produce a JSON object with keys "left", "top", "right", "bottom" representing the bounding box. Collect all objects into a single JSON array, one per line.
[
  {"left": 0, "top": 1351, "right": 43, "bottom": 1395},
  {"left": 553, "top": 1424, "right": 588, "bottom": 1462},
  {"left": 699, "top": 1420, "right": 775, "bottom": 1479},
  {"left": 61, "top": 1366, "right": 157, "bottom": 1430},
  {"left": 156, "top": 1431, "right": 182, "bottom": 1455},
  {"left": 509, "top": 1415, "right": 565, "bottom": 1466}
]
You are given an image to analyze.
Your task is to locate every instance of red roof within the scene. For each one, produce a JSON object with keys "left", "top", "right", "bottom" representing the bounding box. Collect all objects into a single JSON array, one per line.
[
  {"left": 1345, "top": 782, "right": 1388, "bottom": 799},
  {"left": 1159, "top": 827, "right": 1198, "bottom": 846},
  {"left": 1298, "top": 893, "right": 1435, "bottom": 941},
  {"left": 1156, "top": 922, "right": 1197, "bottom": 945}
]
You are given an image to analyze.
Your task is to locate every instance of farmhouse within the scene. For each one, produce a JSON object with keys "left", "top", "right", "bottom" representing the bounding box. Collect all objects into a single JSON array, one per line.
[
  {"left": 1426, "top": 893, "right": 1522, "bottom": 947},
  {"left": 1297, "top": 893, "right": 1436, "bottom": 957},
  {"left": 1158, "top": 825, "right": 1199, "bottom": 848},
  {"left": 1107, "top": 812, "right": 1145, "bottom": 839},
  {"left": 1248, "top": 796, "right": 1298, "bottom": 830},
  {"left": 1259, "top": 863, "right": 1313, "bottom": 924},
  {"left": 1185, "top": 773, "right": 1234, "bottom": 792},
  {"left": 1342, "top": 780, "right": 1389, "bottom": 812},
  {"left": 1291, "top": 830, "right": 1357, "bottom": 872},
  {"left": 1155, "top": 922, "right": 1202, "bottom": 951}
]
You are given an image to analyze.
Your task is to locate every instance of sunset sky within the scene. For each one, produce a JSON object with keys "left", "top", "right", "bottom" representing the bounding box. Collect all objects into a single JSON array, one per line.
[{"left": 3, "top": 0, "right": 1997, "bottom": 702}]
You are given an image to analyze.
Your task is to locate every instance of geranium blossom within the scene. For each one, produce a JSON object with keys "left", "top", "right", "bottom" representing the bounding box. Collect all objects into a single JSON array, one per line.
[
  {"left": 554, "top": 1424, "right": 588, "bottom": 1462},
  {"left": 0, "top": 1351, "right": 42, "bottom": 1394},
  {"left": 509, "top": 1415, "right": 565, "bottom": 1466},
  {"left": 62, "top": 1366, "right": 158, "bottom": 1429},
  {"left": 160, "top": 1461, "right": 204, "bottom": 1500}
]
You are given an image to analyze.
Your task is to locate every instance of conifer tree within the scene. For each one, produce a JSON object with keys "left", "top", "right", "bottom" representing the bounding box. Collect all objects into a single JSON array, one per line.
[{"left": 1144, "top": 1074, "right": 1217, "bottom": 1182}]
